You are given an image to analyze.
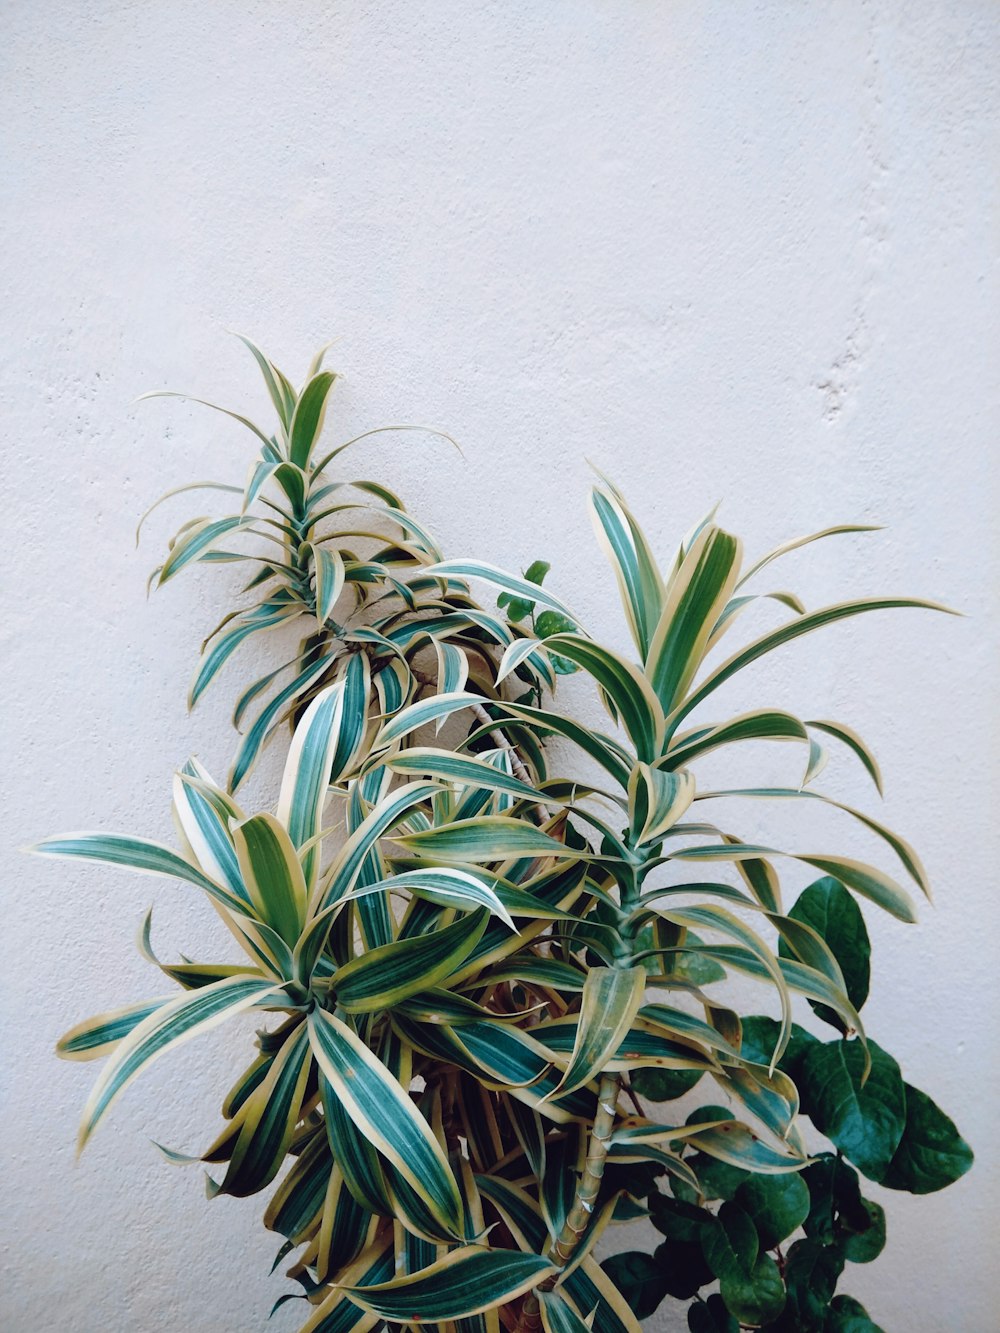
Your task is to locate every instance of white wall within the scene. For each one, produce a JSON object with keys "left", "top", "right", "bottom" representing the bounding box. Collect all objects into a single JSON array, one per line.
[{"left": 3, "top": 3, "right": 997, "bottom": 1330}]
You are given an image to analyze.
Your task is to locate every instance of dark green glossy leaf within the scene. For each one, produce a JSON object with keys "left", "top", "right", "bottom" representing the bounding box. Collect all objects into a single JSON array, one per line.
[
  {"left": 840, "top": 1200, "right": 885, "bottom": 1264},
  {"left": 798, "top": 1039, "right": 905, "bottom": 1180},
  {"left": 601, "top": 1251, "right": 667, "bottom": 1320},
  {"left": 653, "top": 1239, "right": 714, "bottom": 1299},
  {"left": 824, "top": 1295, "right": 886, "bottom": 1332},
  {"left": 738, "top": 1016, "right": 819, "bottom": 1082},
  {"left": 648, "top": 1194, "right": 713, "bottom": 1244},
  {"left": 801, "top": 1155, "right": 868, "bottom": 1245},
  {"left": 631, "top": 1066, "right": 704, "bottom": 1102},
  {"left": 702, "top": 1202, "right": 786, "bottom": 1325},
  {"left": 687, "top": 1294, "right": 738, "bottom": 1332},
  {"left": 735, "top": 1170, "right": 810, "bottom": 1248},
  {"left": 783, "top": 1238, "right": 845, "bottom": 1328},
  {"left": 780, "top": 877, "right": 870, "bottom": 1033},
  {"left": 879, "top": 1082, "right": 973, "bottom": 1194}
]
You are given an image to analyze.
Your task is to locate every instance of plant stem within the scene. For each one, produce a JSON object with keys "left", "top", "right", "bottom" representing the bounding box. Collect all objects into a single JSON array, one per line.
[
  {"left": 470, "top": 701, "right": 535, "bottom": 787},
  {"left": 513, "top": 1072, "right": 622, "bottom": 1333}
]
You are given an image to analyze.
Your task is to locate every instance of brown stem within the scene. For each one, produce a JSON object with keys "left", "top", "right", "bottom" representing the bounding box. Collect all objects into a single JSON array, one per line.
[
  {"left": 470, "top": 701, "right": 535, "bottom": 787},
  {"left": 512, "top": 1073, "right": 622, "bottom": 1333}
]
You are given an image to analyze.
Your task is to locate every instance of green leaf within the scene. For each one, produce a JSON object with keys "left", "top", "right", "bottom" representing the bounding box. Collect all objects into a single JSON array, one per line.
[
  {"left": 801, "top": 1154, "right": 869, "bottom": 1246},
  {"left": 30, "top": 831, "right": 247, "bottom": 916},
  {"left": 589, "top": 483, "right": 665, "bottom": 659},
  {"left": 77, "top": 975, "right": 281, "bottom": 1151},
  {"left": 687, "top": 1295, "right": 738, "bottom": 1333},
  {"left": 780, "top": 877, "right": 870, "bottom": 1032},
  {"left": 332, "top": 908, "right": 489, "bottom": 1012},
  {"left": 314, "top": 545, "right": 346, "bottom": 625},
  {"left": 342, "top": 1246, "right": 556, "bottom": 1322},
  {"left": 646, "top": 524, "right": 743, "bottom": 713},
  {"left": 798, "top": 1039, "right": 906, "bottom": 1181},
  {"left": 396, "top": 816, "right": 574, "bottom": 864},
  {"left": 653, "top": 1239, "right": 714, "bottom": 1300},
  {"left": 276, "top": 682, "right": 344, "bottom": 886},
  {"left": 232, "top": 814, "right": 307, "bottom": 945},
  {"left": 824, "top": 1294, "right": 886, "bottom": 1332},
  {"left": 56, "top": 998, "right": 167, "bottom": 1061},
  {"left": 701, "top": 1202, "right": 786, "bottom": 1325},
  {"left": 840, "top": 1199, "right": 886, "bottom": 1264},
  {"left": 630, "top": 1066, "right": 704, "bottom": 1102},
  {"left": 289, "top": 370, "right": 337, "bottom": 469},
  {"left": 542, "top": 633, "right": 664, "bottom": 761},
  {"left": 538, "top": 1290, "right": 594, "bottom": 1333},
  {"left": 550, "top": 966, "right": 646, "bottom": 1098},
  {"left": 306, "top": 1007, "right": 464, "bottom": 1236},
  {"left": 600, "top": 1252, "right": 667, "bottom": 1320},
  {"left": 879, "top": 1082, "right": 973, "bottom": 1194},
  {"left": 734, "top": 1171, "right": 810, "bottom": 1249},
  {"left": 218, "top": 1023, "right": 312, "bottom": 1197},
  {"left": 782, "top": 1238, "right": 845, "bottom": 1327},
  {"left": 670, "top": 597, "right": 954, "bottom": 732}
]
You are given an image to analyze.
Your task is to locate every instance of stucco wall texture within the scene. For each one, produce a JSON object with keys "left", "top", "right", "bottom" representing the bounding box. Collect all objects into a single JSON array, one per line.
[{"left": 2, "top": 2, "right": 997, "bottom": 1330}]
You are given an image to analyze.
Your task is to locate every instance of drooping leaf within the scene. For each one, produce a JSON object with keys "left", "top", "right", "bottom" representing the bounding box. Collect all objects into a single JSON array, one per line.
[
  {"left": 76, "top": 975, "right": 282, "bottom": 1150},
  {"left": 342, "top": 1246, "right": 556, "bottom": 1322},
  {"left": 551, "top": 966, "right": 646, "bottom": 1097},
  {"left": 306, "top": 1007, "right": 464, "bottom": 1236}
]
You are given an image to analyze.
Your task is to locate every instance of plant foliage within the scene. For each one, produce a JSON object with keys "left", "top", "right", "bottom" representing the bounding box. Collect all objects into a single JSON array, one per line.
[{"left": 37, "top": 340, "right": 972, "bottom": 1332}]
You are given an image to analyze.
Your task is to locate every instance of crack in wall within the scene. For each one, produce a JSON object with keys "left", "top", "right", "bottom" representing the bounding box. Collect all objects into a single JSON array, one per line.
[{"left": 816, "top": 0, "right": 890, "bottom": 422}]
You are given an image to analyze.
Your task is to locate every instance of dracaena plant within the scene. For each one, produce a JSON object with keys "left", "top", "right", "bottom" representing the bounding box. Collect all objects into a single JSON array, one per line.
[{"left": 36, "top": 344, "right": 972, "bottom": 1333}]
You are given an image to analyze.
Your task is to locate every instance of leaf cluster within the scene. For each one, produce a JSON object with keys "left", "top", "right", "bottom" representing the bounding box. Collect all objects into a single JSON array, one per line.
[{"left": 36, "top": 342, "right": 971, "bottom": 1333}]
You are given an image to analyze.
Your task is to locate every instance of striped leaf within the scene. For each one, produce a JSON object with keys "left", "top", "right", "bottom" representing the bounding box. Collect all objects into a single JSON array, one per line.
[
  {"left": 542, "top": 634, "right": 664, "bottom": 762},
  {"left": 229, "top": 652, "right": 337, "bottom": 791},
  {"left": 668, "top": 842, "right": 917, "bottom": 923},
  {"left": 300, "top": 1237, "right": 393, "bottom": 1333},
  {"left": 419, "top": 559, "right": 576, "bottom": 620},
  {"left": 77, "top": 975, "right": 283, "bottom": 1151},
  {"left": 232, "top": 814, "right": 307, "bottom": 944},
  {"left": 332, "top": 909, "right": 489, "bottom": 1012},
  {"left": 669, "top": 597, "right": 955, "bottom": 732},
  {"left": 342, "top": 866, "right": 517, "bottom": 931},
  {"left": 342, "top": 1245, "right": 557, "bottom": 1322},
  {"left": 589, "top": 482, "right": 665, "bottom": 659},
  {"left": 289, "top": 371, "right": 337, "bottom": 469},
  {"left": 231, "top": 332, "right": 297, "bottom": 429},
  {"left": 627, "top": 764, "right": 696, "bottom": 846},
  {"left": 807, "top": 718, "right": 884, "bottom": 794},
  {"left": 172, "top": 763, "right": 249, "bottom": 903},
  {"left": 385, "top": 747, "right": 549, "bottom": 805},
  {"left": 158, "top": 515, "right": 250, "bottom": 585},
  {"left": 396, "top": 816, "right": 574, "bottom": 865},
  {"left": 276, "top": 681, "right": 346, "bottom": 885},
  {"left": 645, "top": 524, "right": 743, "bottom": 713},
  {"left": 738, "top": 523, "right": 880, "bottom": 587},
  {"left": 551, "top": 966, "right": 646, "bottom": 1097},
  {"left": 218, "top": 1023, "right": 312, "bottom": 1197},
  {"left": 30, "top": 832, "right": 248, "bottom": 917},
  {"left": 307, "top": 1008, "right": 464, "bottom": 1236},
  {"left": 56, "top": 998, "right": 167, "bottom": 1062},
  {"left": 665, "top": 709, "right": 811, "bottom": 768},
  {"left": 314, "top": 545, "right": 346, "bottom": 626}
]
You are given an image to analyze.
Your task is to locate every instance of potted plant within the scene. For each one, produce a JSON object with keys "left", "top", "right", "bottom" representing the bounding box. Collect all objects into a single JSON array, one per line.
[{"left": 35, "top": 340, "right": 972, "bottom": 1332}]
